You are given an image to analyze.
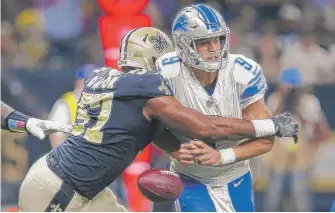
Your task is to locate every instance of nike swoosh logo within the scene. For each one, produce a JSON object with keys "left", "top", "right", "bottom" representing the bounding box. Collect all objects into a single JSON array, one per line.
[{"left": 233, "top": 178, "right": 244, "bottom": 187}]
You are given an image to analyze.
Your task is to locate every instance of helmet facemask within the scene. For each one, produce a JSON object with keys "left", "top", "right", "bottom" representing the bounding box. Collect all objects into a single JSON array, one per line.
[{"left": 175, "top": 28, "right": 230, "bottom": 73}]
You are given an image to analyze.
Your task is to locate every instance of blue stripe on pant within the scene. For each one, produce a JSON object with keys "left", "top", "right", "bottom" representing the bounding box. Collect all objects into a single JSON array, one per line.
[
  {"left": 176, "top": 174, "right": 216, "bottom": 212},
  {"left": 176, "top": 171, "right": 255, "bottom": 212},
  {"left": 331, "top": 200, "right": 335, "bottom": 212},
  {"left": 228, "top": 171, "right": 255, "bottom": 212}
]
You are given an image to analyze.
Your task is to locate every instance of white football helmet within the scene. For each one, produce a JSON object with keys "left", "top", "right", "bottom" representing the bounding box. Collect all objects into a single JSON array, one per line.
[{"left": 172, "top": 4, "right": 230, "bottom": 72}]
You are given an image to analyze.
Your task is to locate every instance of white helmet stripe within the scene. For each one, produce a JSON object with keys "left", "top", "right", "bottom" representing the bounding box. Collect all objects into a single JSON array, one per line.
[{"left": 194, "top": 6, "right": 209, "bottom": 27}]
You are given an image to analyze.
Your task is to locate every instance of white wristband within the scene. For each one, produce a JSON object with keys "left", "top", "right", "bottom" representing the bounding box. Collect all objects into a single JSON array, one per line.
[
  {"left": 219, "top": 148, "right": 236, "bottom": 165},
  {"left": 251, "top": 119, "right": 277, "bottom": 138}
]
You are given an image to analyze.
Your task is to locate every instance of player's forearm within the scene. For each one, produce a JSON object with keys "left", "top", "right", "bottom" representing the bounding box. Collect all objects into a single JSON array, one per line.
[
  {"left": 203, "top": 116, "right": 278, "bottom": 143},
  {"left": 1, "top": 101, "right": 31, "bottom": 133},
  {"left": 165, "top": 115, "right": 257, "bottom": 143},
  {"left": 219, "top": 136, "right": 275, "bottom": 165},
  {"left": 165, "top": 115, "right": 277, "bottom": 143},
  {"left": 1, "top": 101, "right": 14, "bottom": 127},
  {"left": 152, "top": 129, "right": 181, "bottom": 153},
  {"left": 199, "top": 117, "right": 255, "bottom": 142},
  {"left": 233, "top": 136, "right": 274, "bottom": 161}
]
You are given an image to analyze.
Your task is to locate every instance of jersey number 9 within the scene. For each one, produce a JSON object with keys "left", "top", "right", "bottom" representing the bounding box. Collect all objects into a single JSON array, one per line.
[{"left": 235, "top": 57, "right": 253, "bottom": 71}]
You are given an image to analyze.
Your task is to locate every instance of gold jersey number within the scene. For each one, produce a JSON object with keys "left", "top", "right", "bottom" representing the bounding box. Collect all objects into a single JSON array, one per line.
[{"left": 72, "top": 92, "right": 113, "bottom": 143}]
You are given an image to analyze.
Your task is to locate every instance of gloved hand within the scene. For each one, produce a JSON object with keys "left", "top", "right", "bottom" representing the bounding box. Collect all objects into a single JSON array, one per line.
[
  {"left": 26, "top": 118, "right": 73, "bottom": 140},
  {"left": 271, "top": 112, "right": 299, "bottom": 144}
]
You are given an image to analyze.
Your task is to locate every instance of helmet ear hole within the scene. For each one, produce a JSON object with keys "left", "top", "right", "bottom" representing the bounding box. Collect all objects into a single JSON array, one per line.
[
  {"left": 152, "top": 56, "right": 157, "bottom": 65},
  {"left": 219, "top": 35, "right": 227, "bottom": 46},
  {"left": 121, "top": 66, "right": 137, "bottom": 72}
]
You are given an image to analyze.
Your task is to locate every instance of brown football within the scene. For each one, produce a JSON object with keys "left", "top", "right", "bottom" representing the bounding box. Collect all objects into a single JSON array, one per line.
[{"left": 137, "top": 168, "right": 183, "bottom": 202}]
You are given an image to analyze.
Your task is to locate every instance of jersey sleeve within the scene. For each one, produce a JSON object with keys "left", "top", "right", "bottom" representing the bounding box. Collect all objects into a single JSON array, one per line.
[
  {"left": 116, "top": 72, "right": 174, "bottom": 99},
  {"left": 235, "top": 56, "right": 267, "bottom": 108}
]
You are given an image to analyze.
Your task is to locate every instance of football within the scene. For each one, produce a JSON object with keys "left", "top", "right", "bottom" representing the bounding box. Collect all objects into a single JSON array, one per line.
[{"left": 137, "top": 168, "right": 184, "bottom": 202}]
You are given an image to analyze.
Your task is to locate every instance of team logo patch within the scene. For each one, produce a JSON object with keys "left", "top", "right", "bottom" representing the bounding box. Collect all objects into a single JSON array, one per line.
[
  {"left": 149, "top": 33, "right": 168, "bottom": 53},
  {"left": 50, "top": 203, "right": 62, "bottom": 212}
]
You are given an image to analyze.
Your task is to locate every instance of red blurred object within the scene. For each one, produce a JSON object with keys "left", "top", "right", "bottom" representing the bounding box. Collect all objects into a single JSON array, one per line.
[
  {"left": 98, "top": 0, "right": 149, "bottom": 16},
  {"left": 6, "top": 207, "right": 19, "bottom": 212},
  {"left": 98, "top": 15, "right": 151, "bottom": 68},
  {"left": 123, "top": 145, "right": 152, "bottom": 211}
]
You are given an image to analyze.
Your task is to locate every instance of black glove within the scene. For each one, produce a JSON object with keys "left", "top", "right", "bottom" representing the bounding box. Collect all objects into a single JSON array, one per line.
[{"left": 271, "top": 112, "right": 299, "bottom": 144}]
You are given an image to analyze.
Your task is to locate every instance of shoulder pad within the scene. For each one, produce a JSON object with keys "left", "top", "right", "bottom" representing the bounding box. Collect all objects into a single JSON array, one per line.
[
  {"left": 92, "top": 67, "right": 117, "bottom": 73},
  {"left": 156, "top": 51, "right": 181, "bottom": 79},
  {"left": 231, "top": 54, "right": 261, "bottom": 85},
  {"left": 116, "top": 72, "right": 173, "bottom": 98},
  {"left": 127, "top": 68, "right": 151, "bottom": 75}
]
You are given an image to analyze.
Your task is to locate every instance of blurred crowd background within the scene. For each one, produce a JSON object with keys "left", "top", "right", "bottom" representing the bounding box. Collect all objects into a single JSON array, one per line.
[{"left": 1, "top": 0, "right": 335, "bottom": 211}]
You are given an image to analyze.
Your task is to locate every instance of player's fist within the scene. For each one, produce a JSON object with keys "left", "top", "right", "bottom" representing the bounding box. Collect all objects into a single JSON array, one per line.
[
  {"left": 188, "top": 141, "right": 222, "bottom": 166},
  {"left": 26, "top": 118, "right": 73, "bottom": 140},
  {"left": 271, "top": 112, "right": 299, "bottom": 144},
  {"left": 175, "top": 143, "right": 195, "bottom": 165}
]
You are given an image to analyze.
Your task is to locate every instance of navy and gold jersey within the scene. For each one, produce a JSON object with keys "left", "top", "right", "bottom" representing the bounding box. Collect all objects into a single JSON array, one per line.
[{"left": 47, "top": 67, "right": 172, "bottom": 199}]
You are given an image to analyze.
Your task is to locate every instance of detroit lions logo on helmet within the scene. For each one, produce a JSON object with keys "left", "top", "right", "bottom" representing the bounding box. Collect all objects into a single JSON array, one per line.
[
  {"left": 149, "top": 33, "right": 168, "bottom": 53},
  {"left": 172, "top": 15, "right": 189, "bottom": 32}
]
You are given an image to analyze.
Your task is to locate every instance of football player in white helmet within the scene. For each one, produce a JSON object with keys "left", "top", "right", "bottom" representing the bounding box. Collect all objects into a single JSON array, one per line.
[{"left": 155, "top": 4, "right": 298, "bottom": 212}]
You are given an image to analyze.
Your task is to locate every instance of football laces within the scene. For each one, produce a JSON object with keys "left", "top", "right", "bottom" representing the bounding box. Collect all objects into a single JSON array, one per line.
[{"left": 160, "top": 170, "right": 179, "bottom": 177}]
